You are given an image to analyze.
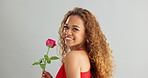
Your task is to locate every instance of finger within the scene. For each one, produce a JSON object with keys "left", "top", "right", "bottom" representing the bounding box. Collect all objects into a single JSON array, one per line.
[
  {"left": 42, "top": 70, "right": 45, "bottom": 73},
  {"left": 44, "top": 71, "right": 48, "bottom": 75},
  {"left": 41, "top": 71, "right": 46, "bottom": 78},
  {"left": 44, "top": 70, "right": 48, "bottom": 73},
  {"left": 42, "top": 70, "right": 44, "bottom": 74},
  {"left": 42, "top": 70, "right": 47, "bottom": 75},
  {"left": 42, "top": 73, "right": 45, "bottom": 77}
]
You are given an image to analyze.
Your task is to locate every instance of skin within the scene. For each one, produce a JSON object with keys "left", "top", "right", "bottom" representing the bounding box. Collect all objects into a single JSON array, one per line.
[
  {"left": 64, "top": 15, "right": 86, "bottom": 50},
  {"left": 41, "top": 15, "right": 90, "bottom": 78}
]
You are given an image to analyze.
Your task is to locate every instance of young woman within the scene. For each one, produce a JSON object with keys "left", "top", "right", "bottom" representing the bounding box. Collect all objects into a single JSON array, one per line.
[{"left": 42, "top": 7, "right": 114, "bottom": 78}]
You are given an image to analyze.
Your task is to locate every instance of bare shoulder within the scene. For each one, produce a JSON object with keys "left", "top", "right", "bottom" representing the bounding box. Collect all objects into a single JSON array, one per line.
[
  {"left": 64, "top": 50, "right": 82, "bottom": 62},
  {"left": 64, "top": 50, "right": 89, "bottom": 64},
  {"left": 64, "top": 50, "right": 90, "bottom": 75},
  {"left": 63, "top": 51, "right": 83, "bottom": 77}
]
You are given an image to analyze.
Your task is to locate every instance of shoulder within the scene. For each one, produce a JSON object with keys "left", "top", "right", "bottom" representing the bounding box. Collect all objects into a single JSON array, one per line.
[
  {"left": 64, "top": 50, "right": 88, "bottom": 66},
  {"left": 63, "top": 50, "right": 90, "bottom": 77},
  {"left": 64, "top": 50, "right": 87, "bottom": 65},
  {"left": 64, "top": 50, "right": 82, "bottom": 63},
  {"left": 63, "top": 51, "right": 83, "bottom": 77}
]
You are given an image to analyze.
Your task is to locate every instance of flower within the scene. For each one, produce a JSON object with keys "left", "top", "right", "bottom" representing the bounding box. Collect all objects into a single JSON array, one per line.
[
  {"left": 32, "top": 39, "right": 59, "bottom": 70},
  {"left": 46, "top": 39, "right": 56, "bottom": 48}
]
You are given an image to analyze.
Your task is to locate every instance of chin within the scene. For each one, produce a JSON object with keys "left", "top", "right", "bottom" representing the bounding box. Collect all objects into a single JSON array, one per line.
[{"left": 65, "top": 43, "right": 75, "bottom": 47}]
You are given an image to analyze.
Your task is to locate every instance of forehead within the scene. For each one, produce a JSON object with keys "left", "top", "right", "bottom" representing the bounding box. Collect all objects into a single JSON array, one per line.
[{"left": 65, "top": 15, "right": 84, "bottom": 27}]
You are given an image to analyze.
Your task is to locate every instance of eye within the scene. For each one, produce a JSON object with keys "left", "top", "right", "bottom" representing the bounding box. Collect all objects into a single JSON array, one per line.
[
  {"left": 73, "top": 28, "right": 79, "bottom": 31},
  {"left": 64, "top": 26, "right": 69, "bottom": 30}
]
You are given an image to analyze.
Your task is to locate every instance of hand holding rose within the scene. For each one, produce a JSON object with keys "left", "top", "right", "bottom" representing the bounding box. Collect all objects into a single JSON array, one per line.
[{"left": 41, "top": 70, "right": 53, "bottom": 78}]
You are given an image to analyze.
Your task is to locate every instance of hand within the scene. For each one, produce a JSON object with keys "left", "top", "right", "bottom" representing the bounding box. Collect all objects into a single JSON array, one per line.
[{"left": 41, "top": 70, "right": 53, "bottom": 78}]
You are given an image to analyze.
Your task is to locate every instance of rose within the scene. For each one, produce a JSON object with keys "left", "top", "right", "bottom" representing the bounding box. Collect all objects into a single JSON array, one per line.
[
  {"left": 32, "top": 39, "right": 59, "bottom": 70},
  {"left": 46, "top": 39, "right": 56, "bottom": 48},
  {"left": 46, "top": 39, "right": 56, "bottom": 55}
]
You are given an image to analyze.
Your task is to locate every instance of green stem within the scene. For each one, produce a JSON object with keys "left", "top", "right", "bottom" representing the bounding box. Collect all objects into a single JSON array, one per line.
[
  {"left": 47, "top": 46, "right": 50, "bottom": 55},
  {"left": 44, "top": 60, "right": 46, "bottom": 70},
  {"left": 44, "top": 46, "right": 50, "bottom": 70}
]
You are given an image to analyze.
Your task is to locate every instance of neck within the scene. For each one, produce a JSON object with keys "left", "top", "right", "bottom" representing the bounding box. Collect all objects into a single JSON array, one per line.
[
  {"left": 70, "top": 43, "right": 86, "bottom": 51},
  {"left": 70, "top": 47, "right": 86, "bottom": 51}
]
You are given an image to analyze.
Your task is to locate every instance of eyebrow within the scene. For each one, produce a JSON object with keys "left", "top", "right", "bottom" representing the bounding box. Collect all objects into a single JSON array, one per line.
[{"left": 65, "top": 24, "right": 80, "bottom": 28}]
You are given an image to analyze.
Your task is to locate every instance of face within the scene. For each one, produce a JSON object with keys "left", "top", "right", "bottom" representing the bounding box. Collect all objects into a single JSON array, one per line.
[{"left": 63, "top": 15, "right": 86, "bottom": 50}]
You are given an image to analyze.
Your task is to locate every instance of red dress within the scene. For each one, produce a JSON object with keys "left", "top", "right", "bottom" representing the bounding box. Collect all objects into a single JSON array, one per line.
[{"left": 56, "top": 64, "right": 92, "bottom": 78}]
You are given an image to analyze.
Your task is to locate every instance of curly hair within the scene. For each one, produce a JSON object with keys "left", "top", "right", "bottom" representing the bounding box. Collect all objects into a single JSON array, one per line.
[{"left": 58, "top": 7, "right": 114, "bottom": 78}]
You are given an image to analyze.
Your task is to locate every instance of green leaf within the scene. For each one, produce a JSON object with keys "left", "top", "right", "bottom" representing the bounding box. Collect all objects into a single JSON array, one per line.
[
  {"left": 39, "top": 58, "right": 44, "bottom": 63},
  {"left": 40, "top": 64, "right": 46, "bottom": 70},
  {"left": 47, "top": 59, "right": 51, "bottom": 64},
  {"left": 50, "top": 56, "right": 59, "bottom": 60},
  {"left": 44, "top": 55, "right": 49, "bottom": 61},
  {"left": 44, "top": 55, "right": 51, "bottom": 64},
  {"left": 32, "top": 62, "right": 39, "bottom": 65}
]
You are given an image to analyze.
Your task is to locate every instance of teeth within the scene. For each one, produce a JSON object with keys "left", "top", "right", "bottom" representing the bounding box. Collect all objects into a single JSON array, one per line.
[{"left": 66, "top": 37, "right": 73, "bottom": 40}]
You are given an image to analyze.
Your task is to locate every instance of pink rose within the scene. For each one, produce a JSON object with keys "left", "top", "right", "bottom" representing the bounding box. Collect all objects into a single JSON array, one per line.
[
  {"left": 46, "top": 39, "right": 56, "bottom": 48},
  {"left": 33, "top": 38, "right": 59, "bottom": 70}
]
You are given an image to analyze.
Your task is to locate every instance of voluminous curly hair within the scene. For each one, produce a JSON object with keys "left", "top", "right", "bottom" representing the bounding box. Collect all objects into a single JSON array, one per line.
[{"left": 58, "top": 7, "right": 114, "bottom": 78}]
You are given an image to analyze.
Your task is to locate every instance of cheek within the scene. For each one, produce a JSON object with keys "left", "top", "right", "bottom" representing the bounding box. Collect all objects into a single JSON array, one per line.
[
  {"left": 76, "top": 33, "right": 86, "bottom": 40},
  {"left": 63, "top": 31, "right": 66, "bottom": 36}
]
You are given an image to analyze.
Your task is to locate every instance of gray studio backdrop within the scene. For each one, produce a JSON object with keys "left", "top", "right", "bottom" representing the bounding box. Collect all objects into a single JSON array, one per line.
[{"left": 0, "top": 0, "right": 148, "bottom": 78}]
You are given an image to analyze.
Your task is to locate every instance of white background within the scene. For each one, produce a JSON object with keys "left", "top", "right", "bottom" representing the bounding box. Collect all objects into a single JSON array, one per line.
[{"left": 0, "top": 0, "right": 148, "bottom": 78}]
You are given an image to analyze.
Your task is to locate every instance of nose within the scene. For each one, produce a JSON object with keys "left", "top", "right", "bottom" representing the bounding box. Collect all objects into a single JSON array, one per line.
[{"left": 65, "top": 29, "right": 72, "bottom": 36}]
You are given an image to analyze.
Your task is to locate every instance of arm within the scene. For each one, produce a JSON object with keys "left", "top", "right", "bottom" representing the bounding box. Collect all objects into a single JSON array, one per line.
[{"left": 64, "top": 51, "right": 81, "bottom": 78}]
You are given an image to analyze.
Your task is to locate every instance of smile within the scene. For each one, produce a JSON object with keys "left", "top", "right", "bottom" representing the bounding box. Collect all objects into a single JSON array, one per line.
[{"left": 65, "top": 37, "right": 74, "bottom": 42}]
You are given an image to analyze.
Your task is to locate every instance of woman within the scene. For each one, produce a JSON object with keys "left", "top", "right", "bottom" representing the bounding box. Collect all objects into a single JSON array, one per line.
[{"left": 42, "top": 7, "right": 114, "bottom": 78}]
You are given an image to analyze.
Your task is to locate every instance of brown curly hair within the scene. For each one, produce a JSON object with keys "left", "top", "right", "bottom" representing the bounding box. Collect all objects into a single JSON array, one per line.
[{"left": 58, "top": 7, "right": 114, "bottom": 78}]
